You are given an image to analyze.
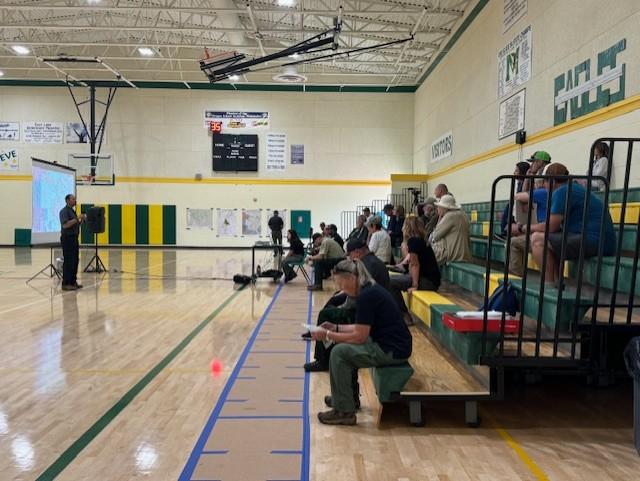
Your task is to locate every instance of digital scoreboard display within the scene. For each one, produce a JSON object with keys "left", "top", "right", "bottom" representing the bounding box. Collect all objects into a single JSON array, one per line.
[{"left": 212, "top": 133, "right": 259, "bottom": 172}]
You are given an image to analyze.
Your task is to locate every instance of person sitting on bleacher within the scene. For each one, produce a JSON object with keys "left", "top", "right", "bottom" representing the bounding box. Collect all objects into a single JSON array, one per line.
[
  {"left": 312, "top": 259, "right": 412, "bottom": 426},
  {"left": 508, "top": 173, "right": 549, "bottom": 277},
  {"left": 302, "top": 239, "right": 392, "bottom": 373},
  {"left": 347, "top": 215, "right": 368, "bottom": 244},
  {"left": 307, "top": 233, "right": 345, "bottom": 291},
  {"left": 387, "top": 205, "right": 405, "bottom": 249},
  {"left": 521, "top": 151, "right": 552, "bottom": 196},
  {"left": 389, "top": 217, "right": 441, "bottom": 325},
  {"left": 499, "top": 161, "right": 531, "bottom": 239},
  {"left": 282, "top": 229, "right": 305, "bottom": 283},
  {"left": 367, "top": 215, "right": 392, "bottom": 264},
  {"left": 422, "top": 197, "right": 439, "bottom": 238},
  {"left": 529, "top": 162, "right": 616, "bottom": 287},
  {"left": 326, "top": 223, "right": 344, "bottom": 250},
  {"left": 430, "top": 194, "right": 472, "bottom": 265},
  {"left": 578, "top": 141, "right": 610, "bottom": 192}
]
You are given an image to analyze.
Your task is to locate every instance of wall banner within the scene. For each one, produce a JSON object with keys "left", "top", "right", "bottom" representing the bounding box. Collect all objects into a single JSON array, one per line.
[
  {"left": 23, "top": 122, "right": 64, "bottom": 144},
  {"left": 553, "top": 39, "right": 626, "bottom": 126},
  {"left": 266, "top": 133, "right": 287, "bottom": 171},
  {"left": 204, "top": 111, "right": 269, "bottom": 130},
  {"left": 499, "top": 89, "right": 526, "bottom": 139},
  {"left": 497, "top": 25, "right": 532, "bottom": 99},
  {"left": 0, "top": 148, "right": 19, "bottom": 171},
  {"left": 503, "top": 0, "right": 527, "bottom": 33},
  {"left": 431, "top": 131, "right": 453, "bottom": 163},
  {"left": 0, "top": 122, "right": 20, "bottom": 141}
]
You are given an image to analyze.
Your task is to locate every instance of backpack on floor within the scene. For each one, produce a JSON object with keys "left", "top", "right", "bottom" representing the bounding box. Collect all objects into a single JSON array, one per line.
[{"left": 479, "top": 282, "right": 519, "bottom": 316}]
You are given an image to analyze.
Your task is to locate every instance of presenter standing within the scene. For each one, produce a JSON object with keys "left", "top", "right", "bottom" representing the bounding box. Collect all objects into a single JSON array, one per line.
[
  {"left": 268, "top": 210, "right": 284, "bottom": 246},
  {"left": 60, "top": 194, "right": 86, "bottom": 291}
]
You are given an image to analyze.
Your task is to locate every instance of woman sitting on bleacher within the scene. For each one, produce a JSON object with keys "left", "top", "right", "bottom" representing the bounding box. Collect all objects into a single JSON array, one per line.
[
  {"left": 389, "top": 217, "right": 441, "bottom": 325},
  {"left": 312, "top": 259, "right": 412, "bottom": 426},
  {"left": 429, "top": 194, "right": 472, "bottom": 265},
  {"left": 367, "top": 215, "right": 392, "bottom": 263}
]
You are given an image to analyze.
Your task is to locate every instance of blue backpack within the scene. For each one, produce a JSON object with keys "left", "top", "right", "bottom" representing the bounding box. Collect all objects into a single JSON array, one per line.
[{"left": 480, "top": 282, "right": 519, "bottom": 316}]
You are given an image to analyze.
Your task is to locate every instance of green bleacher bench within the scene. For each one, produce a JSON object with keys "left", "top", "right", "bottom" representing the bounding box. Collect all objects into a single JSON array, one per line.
[
  {"left": 429, "top": 304, "right": 498, "bottom": 364},
  {"left": 569, "top": 256, "right": 640, "bottom": 297},
  {"left": 441, "top": 262, "right": 487, "bottom": 295},
  {"left": 370, "top": 363, "right": 415, "bottom": 403}
]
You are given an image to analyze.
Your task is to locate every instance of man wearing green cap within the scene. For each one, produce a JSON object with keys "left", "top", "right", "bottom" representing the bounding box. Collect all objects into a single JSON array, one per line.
[{"left": 522, "top": 150, "right": 552, "bottom": 196}]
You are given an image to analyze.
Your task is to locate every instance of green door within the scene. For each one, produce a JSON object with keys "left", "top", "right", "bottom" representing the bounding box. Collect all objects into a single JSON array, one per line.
[{"left": 290, "top": 210, "right": 311, "bottom": 239}]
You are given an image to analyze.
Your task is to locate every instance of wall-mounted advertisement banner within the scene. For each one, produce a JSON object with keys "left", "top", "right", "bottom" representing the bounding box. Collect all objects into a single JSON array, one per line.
[
  {"left": 291, "top": 144, "right": 304, "bottom": 165},
  {"left": 503, "top": 0, "right": 527, "bottom": 33},
  {"left": 497, "top": 25, "right": 532, "bottom": 99},
  {"left": 204, "top": 111, "right": 270, "bottom": 130},
  {"left": 499, "top": 89, "right": 526, "bottom": 139},
  {"left": 0, "top": 148, "right": 19, "bottom": 171},
  {"left": 23, "top": 121, "right": 64, "bottom": 144},
  {"left": 266, "top": 132, "right": 287, "bottom": 171},
  {"left": 431, "top": 131, "right": 453, "bottom": 163},
  {"left": 553, "top": 39, "right": 626, "bottom": 126},
  {"left": 0, "top": 122, "right": 20, "bottom": 140},
  {"left": 66, "top": 122, "right": 106, "bottom": 144}
]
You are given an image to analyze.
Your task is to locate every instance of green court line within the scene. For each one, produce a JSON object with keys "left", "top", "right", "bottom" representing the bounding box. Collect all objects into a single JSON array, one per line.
[{"left": 35, "top": 285, "right": 245, "bottom": 481}]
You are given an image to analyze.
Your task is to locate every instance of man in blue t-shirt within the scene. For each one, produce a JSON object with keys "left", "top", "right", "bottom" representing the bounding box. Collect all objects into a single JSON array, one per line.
[
  {"left": 527, "top": 163, "right": 616, "bottom": 286},
  {"left": 508, "top": 186, "right": 549, "bottom": 276}
]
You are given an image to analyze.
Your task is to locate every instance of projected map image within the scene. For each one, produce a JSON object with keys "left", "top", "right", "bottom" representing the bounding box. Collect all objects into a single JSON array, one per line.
[{"left": 32, "top": 166, "right": 76, "bottom": 234}]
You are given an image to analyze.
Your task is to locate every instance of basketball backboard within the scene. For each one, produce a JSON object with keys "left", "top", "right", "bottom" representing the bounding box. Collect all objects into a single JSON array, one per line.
[{"left": 68, "top": 153, "right": 115, "bottom": 185}]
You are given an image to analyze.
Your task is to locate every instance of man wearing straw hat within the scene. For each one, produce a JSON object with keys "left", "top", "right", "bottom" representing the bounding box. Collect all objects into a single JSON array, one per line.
[{"left": 430, "top": 194, "right": 472, "bottom": 265}]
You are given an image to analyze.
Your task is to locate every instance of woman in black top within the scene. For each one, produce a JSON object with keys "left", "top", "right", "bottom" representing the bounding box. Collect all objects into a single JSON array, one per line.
[
  {"left": 389, "top": 217, "right": 440, "bottom": 324},
  {"left": 283, "top": 229, "right": 305, "bottom": 282}
]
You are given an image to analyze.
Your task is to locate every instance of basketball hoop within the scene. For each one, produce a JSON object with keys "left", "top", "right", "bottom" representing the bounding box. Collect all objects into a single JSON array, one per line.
[{"left": 78, "top": 174, "right": 95, "bottom": 185}]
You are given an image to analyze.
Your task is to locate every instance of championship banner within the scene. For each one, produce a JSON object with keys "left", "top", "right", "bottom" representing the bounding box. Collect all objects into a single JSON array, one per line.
[
  {"left": 204, "top": 111, "right": 269, "bottom": 130},
  {"left": 497, "top": 25, "right": 532, "bottom": 99}
]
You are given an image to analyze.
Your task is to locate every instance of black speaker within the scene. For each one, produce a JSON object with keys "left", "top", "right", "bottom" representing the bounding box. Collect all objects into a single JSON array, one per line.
[
  {"left": 515, "top": 130, "right": 527, "bottom": 145},
  {"left": 86, "top": 206, "right": 106, "bottom": 234}
]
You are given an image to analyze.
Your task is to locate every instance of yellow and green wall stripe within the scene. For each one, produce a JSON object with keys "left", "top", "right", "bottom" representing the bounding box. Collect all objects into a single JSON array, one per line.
[{"left": 78, "top": 204, "right": 176, "bottom": 245}]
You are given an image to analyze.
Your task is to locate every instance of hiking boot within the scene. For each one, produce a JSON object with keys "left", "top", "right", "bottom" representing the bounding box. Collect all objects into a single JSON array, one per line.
[
  {"left": 317, "top": 409, "right": 356, "bottom": 426},
  {"left": 324, "top": 395, "right": 361, "bottom": 410},
  {"left": 62, "top": 284, "right": 77, "bottom": 291},
  {"left": 307, "top": 285, "right": 323, "bottom": 291},
  {"left": 304, "top": 361, "right": 328, "bottom": 372},
  {"left": 75, "top": 283, "right": 83, "bottom": 289}
]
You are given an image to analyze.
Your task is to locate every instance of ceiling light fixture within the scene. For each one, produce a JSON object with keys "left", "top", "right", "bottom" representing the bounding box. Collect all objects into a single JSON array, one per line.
[
  {"left": 289, "top": 53, "right": 300, "bottom": 59},
  {"left": 229, "top": 74, "right": 240, "bottom": 81},
  {"left": 11, "top": 45, "right": 30, "bottom": 55},
  {"left": 277, "top": 0, "right": 296, "bottom": 6},
  {"left": 0, "top": 70, "right": 4, "bottom": 77},
  {"left": 137, "top": 47, "right": 155, "bottom": 57}
]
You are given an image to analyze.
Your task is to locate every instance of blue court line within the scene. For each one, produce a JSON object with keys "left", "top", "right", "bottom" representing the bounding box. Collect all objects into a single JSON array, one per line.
[
  {"left": 278, "top": 399, "right": 303, "bottom": 403},
  {"left": 282, "top": 376, "right": 305, "bottom": 380},
  {"left": 251, "top": 350, "right": 305, "bottom": 354},
  {"left": 242, "top": 365, "right": 260, "bottom": 369},
  {"left": 300, "top": 290, "right": 312, "bottom": 481},
  {"left": 178, "top": 284, "right": 284, "bottom": 481},
  {"left": 236, "top": 376, "right": 256, "bottom": 380},
  {"left": 200, "top": 450, "right": 228, "bottom": 455},
  {"left": 218, "top": 415, "right": 303, "bottom": 419},
  {"left": 285, "top": 366, "right": 300, "bottom": 369},
  {"left": 225, "top": 399, "right": 248, "bottom": 403},
  {"left": 271, "top": 450, "right": 303, "bottom": 455}
]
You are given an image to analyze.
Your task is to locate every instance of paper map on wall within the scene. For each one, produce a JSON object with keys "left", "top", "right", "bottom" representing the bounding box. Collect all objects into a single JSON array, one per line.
[
  {"left": 186, "top": 208, "right": 214, "bottom": 230},
  {"left": 217, "top": 209, "right": 237, "bottom": 237},
  {"left": 242, "top": 209, "right": 262, "bottom": 236}
]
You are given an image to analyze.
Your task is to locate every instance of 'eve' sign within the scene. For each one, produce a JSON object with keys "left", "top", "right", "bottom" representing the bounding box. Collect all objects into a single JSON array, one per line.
[{"left": 553, "top": 39, "right": 626, "bottom": 126}]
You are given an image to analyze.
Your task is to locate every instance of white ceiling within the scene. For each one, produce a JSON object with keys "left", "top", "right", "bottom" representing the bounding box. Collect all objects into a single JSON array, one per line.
[{"left": 0, "top": 0, "right": 474, "bottom": 87}]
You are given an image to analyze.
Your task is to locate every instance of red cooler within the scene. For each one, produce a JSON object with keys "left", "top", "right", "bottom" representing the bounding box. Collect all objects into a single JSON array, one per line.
[{"left": 442, "top": 312, "right": 520, "bottom": 334}]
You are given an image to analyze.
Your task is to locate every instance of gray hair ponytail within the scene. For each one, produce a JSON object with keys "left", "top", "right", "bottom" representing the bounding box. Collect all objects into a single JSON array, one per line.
[{"left": 332, "top": 258, "right": 375, "bottom": 288}]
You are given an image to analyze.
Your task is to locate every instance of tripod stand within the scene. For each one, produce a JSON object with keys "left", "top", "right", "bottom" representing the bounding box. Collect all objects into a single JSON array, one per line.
[
  {"left": 408, "top": 188, "right": 424, "bottom": 212},
  {"left": 84, "top": 232, "right": 107, "bottom": 273},
  {"left": 27, "top": 245, "right": 62, "bottom": 283}
]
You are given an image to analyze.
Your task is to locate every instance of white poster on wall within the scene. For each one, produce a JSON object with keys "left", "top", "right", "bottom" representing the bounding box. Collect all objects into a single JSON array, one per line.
[
  {"left": 217, "top": 209, "right": 238, "bottom": 237},
  {"left": 23, "top": 122, "right": 64, "bottom": 144},
  {"left": 0, "top": 122, "right": 20, "bottom": 141},
  {"left": 497, "top": 25, "right": 532, "bottom": 99},
  {"left": 66, "top": 122, "right": 106, "bottom": 144},
  {"left": 503, "top": 0, "right": 527, "bottom": 33},
  {"left": 0, "top": 148, "right": 19, "bottom": 171},
  {"left": 186, "top": 208, "right": 214, "bottom": 230},
  {"left": 499, "top": 89, "right": 526, "bottom": 139},
  {"left": 242, "top": 209, "right": 262, "bottom": 236},
  {"left": 204, "top": 111, "right": 270, "bottom": 130},
  {"left": 431, "top": 131, "right": 453, "bottom": 163},
  {"left": 266, "top": 133, "right": 287, "bottom": 171}
]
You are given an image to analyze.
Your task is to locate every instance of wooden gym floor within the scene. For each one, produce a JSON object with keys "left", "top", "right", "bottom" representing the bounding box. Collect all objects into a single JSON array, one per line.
[{"left": 0, "top": 247, "right": 638, "bottom": 481}]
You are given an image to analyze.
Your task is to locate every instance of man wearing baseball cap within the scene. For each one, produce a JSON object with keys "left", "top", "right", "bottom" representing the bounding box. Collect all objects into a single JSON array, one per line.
[
  {"left": 345, "top": 238, "right": 390, "bottom": 291},
  {"left": 522, "top": 150, "right": 552, "bottom": 194}
]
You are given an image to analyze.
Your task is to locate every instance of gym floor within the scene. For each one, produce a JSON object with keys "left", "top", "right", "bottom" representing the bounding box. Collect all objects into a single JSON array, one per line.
[{"left": 0, "top": 247, "right": 638, "bottom": 481}]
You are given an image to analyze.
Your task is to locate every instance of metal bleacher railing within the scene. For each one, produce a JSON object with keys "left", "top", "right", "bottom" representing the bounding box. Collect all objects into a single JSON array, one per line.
[{"left": 480, "top": 138, "right": 640, "bottom": 380}]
